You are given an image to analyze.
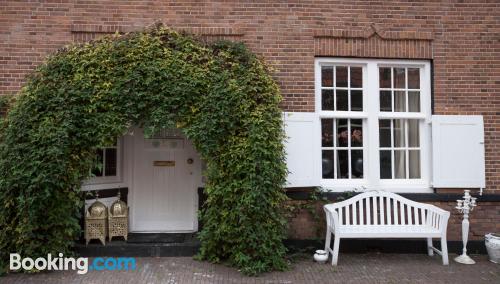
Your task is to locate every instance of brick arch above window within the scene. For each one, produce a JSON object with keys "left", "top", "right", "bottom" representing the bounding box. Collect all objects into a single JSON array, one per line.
[{"left": 314, "top": 24, "right": 433, "bottom": 59}]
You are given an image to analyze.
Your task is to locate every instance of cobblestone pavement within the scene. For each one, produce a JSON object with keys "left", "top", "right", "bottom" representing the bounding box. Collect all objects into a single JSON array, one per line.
[{"left": 2, "top": 254, "right": 499, "bottom": 284}]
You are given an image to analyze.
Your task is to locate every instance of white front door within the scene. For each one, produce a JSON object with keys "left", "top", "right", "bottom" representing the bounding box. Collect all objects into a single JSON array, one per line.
[{"left": 130, "top": 128, "right": 200, "bottom": 232}]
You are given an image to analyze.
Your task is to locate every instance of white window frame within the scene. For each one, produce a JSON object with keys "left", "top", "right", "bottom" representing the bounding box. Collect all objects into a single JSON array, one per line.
[
  {"left": 315, "top": 58, "right": 432, "bottom": 193},
  {"left": 82, "top": 138, "right": 124, "bottom": 191}
]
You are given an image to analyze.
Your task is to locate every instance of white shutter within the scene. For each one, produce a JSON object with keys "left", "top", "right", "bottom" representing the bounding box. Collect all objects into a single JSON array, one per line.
[
  {"left": 431, "top": 115, "right": 485, "bottom": 188},
  {"left": 283, "top": 112, "right": 321, "bottom": 187}
]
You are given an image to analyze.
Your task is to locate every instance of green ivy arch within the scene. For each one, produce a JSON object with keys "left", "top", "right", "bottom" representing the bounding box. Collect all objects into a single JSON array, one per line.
[{"left": 0, "top": 24, "right": 288, "bottom": 275}]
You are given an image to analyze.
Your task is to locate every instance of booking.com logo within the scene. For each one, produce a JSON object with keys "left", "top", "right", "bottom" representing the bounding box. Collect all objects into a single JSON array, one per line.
[{"left": 10, "top": 253, "right": 137, "bottom": 274}]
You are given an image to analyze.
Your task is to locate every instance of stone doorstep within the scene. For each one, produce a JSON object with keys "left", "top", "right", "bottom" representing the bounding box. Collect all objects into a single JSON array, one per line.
[{"left": 74, "top": 236, "right": 488, "bottom": 257}]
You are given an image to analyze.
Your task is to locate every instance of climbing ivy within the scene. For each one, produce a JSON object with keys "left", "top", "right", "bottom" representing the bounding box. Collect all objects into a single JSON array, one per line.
[
  {"left": 0, "top": 95, "right": 13, "bottom": 125},
  {"left": 0, "top": 24, "right": 288, "bottom": 275}
]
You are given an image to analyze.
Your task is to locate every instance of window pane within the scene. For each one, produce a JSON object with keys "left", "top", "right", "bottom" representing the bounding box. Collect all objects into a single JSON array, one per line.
[
  {"left": 408, "top": 120, "right": 420, "bottom": 147},
  {"left": 409, "top": 150, "right": 421, "bottom": 179},
  {"left": 351, "top": 90, "right": 363, "bottom": 111},
  {"left": 380, "top": 150, "right": 392, "bottom": 179},
  {"left": 393, "top": 119, "right": 406, "bottom": 147},
  {"left": 350, "top": 67, "right": 362, "bottom": 88},
  {"left": 92, "top": 149, "right": 104, "bottom": 177},
  {"left": 379, "top": 67, "right": 391, "bottom": 88},
  {"left": 394, "top": 91, "right": 406, "bottom": 112},
  {"left": 322, "top": 150, "right": 334, "bottom": 178},
  {"left": 394, "top": 68, "right": 406, "bottom": 88},
  {"left": 336, "top": 119, "right": 348, "bottom": 147},
  {"left": 322, "top": 89, "right": 334, "bottom": 110},
  {"left": 379, "top": 119, "right": 391, "bottom": 147},
  {"left": 408, "top": 91, "right": 420, "bottom": 112},
  {"left": 336, "top": 89, "right": 348, "bottom": 111},
  {"left": 322, "top": 66, "right": 333, "bottom": 87},
  {"left": 408, "top": 68, "right": 420, "bottom": 89},
  {"left": 321, "top": 119, "right": 334, "bottom": 147},
  {"left": 105, "top": 148, "right": 117, "bottom": 176},
  {"left": 380, "top": 91, "right": 392, "bottom": 111},
  {"left": 351, "top": 150, "right": 363, "bottom": 178},
  {"left": 337, "top": 150, "right": 348, "bottom": 178},
  {"left": 394, "top": 150, "right": 406, "bottom": 179},
  {"left": 351, "top": 119, "right": 363, "bottom": 147},
  {"left": 336, "top": 66, "right": 348, "bottom": 87}
]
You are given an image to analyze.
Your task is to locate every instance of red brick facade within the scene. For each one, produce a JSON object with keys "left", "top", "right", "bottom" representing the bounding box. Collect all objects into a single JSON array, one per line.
[{"left": 0, "top": 1, "right": 499, "bottom": 240}]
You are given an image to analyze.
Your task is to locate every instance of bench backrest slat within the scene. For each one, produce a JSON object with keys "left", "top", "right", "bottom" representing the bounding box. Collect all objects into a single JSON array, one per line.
[
  {"left": 379, "top": 196, "right": 384, "bottom": 225},
  {"left": 366, "top": 198, "right": 371, "bottom": 225},
  {"left": 346, "top": 204, "right": 350, "bottom": 225},
  {"left": 353, "top": 201, "right": 357, "bottom": 225},
  {"left": 386, "top": 197, "right": 391, "bottom": 224}
]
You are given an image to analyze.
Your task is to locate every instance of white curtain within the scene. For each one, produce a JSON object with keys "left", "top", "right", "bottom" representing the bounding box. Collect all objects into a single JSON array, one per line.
[
  {"left": 408, "top": 120, "right": 420, "bottom": 178},
  {"left": 393, "top": 119, "right": 420, "bottom": 179},
  {"left": 394, "top": 120, "right": 406, "bottom": 178}
]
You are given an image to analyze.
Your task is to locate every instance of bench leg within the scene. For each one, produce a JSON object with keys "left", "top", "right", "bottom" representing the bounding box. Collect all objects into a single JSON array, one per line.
[
  {"left": 441, "top": 236, "right": 449, "bottom": 265},
  {"left": 427, "top": 238, "right": 434, "bottom": 256},
  {"left": 324, "top": 227, "right": 332, "bottom": 255},
  {"left": 331, "top": 235, "right": 340, "bottom": 266}
]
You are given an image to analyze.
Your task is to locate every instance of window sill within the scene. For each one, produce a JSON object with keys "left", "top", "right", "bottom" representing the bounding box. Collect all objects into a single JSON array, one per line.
[{"left": 319, "top": 182, "right": 432, "bottom": 193}]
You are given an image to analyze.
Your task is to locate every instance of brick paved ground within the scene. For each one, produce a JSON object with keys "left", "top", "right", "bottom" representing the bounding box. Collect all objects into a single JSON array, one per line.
[{"left": 3, "top": 254, "right": 499, "bottom": 284}]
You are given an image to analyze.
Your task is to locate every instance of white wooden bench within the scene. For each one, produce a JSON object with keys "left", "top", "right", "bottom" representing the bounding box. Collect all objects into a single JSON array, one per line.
[{"left": 324, "top": 190, "right": 450, "bottom": 265}]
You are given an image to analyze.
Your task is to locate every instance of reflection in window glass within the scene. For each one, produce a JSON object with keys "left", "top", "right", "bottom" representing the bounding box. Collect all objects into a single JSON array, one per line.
[
  {"left": 379, "top": 120, "right": 391, "bottom": 147},
  {"left": 408, "top": 120, "right": 420, "bottom": 147},
  {"left": 322, "top": 89, "right": 334, "bottom": 110},
  {"left": 380, "top": 91, "right": 392, "bottom": 111},
  {"left": 394, "top": 91, "right": 406, "bottom": 112},
  {"left": 409, "top": 150, "right": 421, "bottom": 179},
  {"left": 322, "top": 66, "right": 333, "bottom": 87},
  {"left": 322, "top": 150, "right": 334, "bottom": 179},
  {"left": 394, "top": 150, "right": 406, "bottom": 179},
  {"left": 351, "top": 90, "right": 363, "bottom": 111},
  {"left": 380, "top": 67, "right": 422, "bottom": 114},
  {"left": 336, "top": 89, "right": 348, "bottom": 111},
  {"left": 379, "top": 67, "right": 391, "bottom": 88},
  {"left": 321, "top": 65, "right": 363, "bottom": 112},
  {"left": 408, "top": 91, "right": 420, "bottom": 112},
  {"left": 393, "top": 119, "right": 406, "bottom": 148},
  {"left": 351, "top": 150, "right": 363, "bottom": 179},
  {"left": 336, "top": 119, "right": 348, "bottom": 147},
  {"left": 337, "top": 150, "right": 348, "bottom": 179},
  {"left": 380, "top": 150, "right": 392, "bottom": 179},
  {"left": 394, "top": 68, "right": 406, "bottom": 88},
  {"left": 321, "top": 119, "right": 334, "bottom": 147},
  {"left": 350, "top": 67, "right": 363, "bottom": 88},
  {"left": 336, "top": 66, "right": 348, "bottom": 87},
  {"left": 321, "top": 118, "right": 364, "bottom": 179},
  {"left": 408, "top": 68, "right": 420, "bottom": 89},
  {"left": 351, "top": 119, "right": 363, "bottom": 147}
]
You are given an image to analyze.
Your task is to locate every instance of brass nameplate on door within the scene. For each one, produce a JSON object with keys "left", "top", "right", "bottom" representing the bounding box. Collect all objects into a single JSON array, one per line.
[{"left": 153, "top": 161, "right": 175, "bottom": 167}]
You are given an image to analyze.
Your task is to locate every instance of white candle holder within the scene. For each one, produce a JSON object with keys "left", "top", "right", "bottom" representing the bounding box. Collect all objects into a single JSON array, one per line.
[{"left": 454, "top": 190, "right": 477, "bottom": 264}]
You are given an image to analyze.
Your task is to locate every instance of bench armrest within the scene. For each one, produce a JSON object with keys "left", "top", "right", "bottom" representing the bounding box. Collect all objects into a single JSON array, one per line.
[
  {"left": 425, "top": 204, "right": 450, "bottom": 234},
  {"left": 324, "top": 204, "right": 340, "bottom": 232}
]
